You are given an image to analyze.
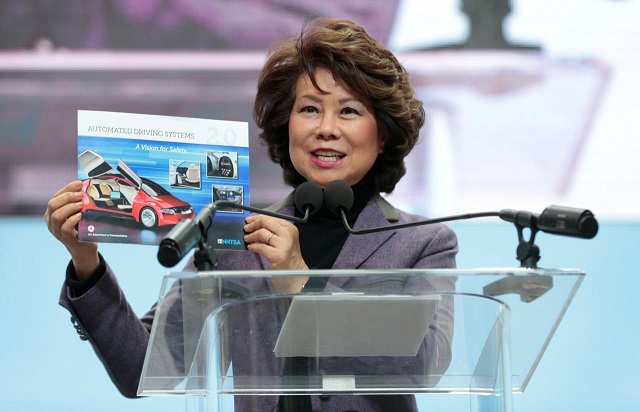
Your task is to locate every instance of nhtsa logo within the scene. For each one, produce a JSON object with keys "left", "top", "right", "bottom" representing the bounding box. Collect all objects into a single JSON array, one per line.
[{"left": 217, "top": 238, "right": 242, "bottom": 246}]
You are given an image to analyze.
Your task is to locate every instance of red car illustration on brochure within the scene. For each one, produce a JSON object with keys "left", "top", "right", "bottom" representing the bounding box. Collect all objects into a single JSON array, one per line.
[{"left": 78, "top": 150, "right": 195, "bottom": 229}]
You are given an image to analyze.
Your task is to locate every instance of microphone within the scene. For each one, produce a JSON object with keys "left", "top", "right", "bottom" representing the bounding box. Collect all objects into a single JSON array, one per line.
[
  {"left": 157, "top": 204, "right": 216, "bottom": 268},
  {"left": 322, "top": 180, "right": 598, "bottom": 239},
  {"left": 323, "top": 180, "right": 354, "bottom": 216},
  {"left": 157, "top": 181, "right": 324, "bottom": 267},
  {"left": 294, "top": 180, "right": 325, "bottom": 216},
  {"left": 498, "top": 206, "right": 598, "bottom": 239}
]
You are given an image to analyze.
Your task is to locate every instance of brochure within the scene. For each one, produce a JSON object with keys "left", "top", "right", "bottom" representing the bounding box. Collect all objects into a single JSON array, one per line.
[{"left": 76, "top": 110, "right": 250, "bottom": 251}]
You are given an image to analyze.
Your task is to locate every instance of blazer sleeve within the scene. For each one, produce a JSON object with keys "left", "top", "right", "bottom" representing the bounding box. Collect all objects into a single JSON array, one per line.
[
  {"left": 59, "top": 261, "right": 157, "bottom": 398},
  {"left": 57, "top": 251, "right": 260, "bottom": 399}
]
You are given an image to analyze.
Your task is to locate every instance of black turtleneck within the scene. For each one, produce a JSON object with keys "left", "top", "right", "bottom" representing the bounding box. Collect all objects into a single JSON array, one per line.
[
  {"left": 279, "top": 174, "right": 377, "bottom": 411},
  {"left": 295, "top": 173, "right": 376, "bottom": 271}
]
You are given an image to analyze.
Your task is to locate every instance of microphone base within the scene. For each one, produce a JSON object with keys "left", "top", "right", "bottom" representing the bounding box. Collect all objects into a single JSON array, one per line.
[
  {"left": 516, "top": 241, "right": 541, "bottom": 268},
  {"left": 194, "top": 245, "right": 218, "bottom": 271}
]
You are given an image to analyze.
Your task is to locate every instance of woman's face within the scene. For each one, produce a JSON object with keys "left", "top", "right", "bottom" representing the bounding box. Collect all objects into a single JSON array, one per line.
[{"left": 288, "top": 68, "right": 381, "bottom": 188}]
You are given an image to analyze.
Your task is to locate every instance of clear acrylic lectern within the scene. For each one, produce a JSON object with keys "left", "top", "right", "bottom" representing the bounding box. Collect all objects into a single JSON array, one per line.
[{"left": 138, "top": 268, "right": 584, "bottom": 412}]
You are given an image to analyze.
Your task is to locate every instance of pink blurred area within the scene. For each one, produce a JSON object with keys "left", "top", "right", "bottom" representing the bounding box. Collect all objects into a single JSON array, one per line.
[{"left": 0, "top": 1, "right": 399, "bottom": 214}]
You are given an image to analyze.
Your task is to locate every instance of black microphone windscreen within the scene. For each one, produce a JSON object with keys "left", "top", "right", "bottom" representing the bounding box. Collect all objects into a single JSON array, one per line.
[
  {"left": 294, "top": 181, "right": 324, "bottom": 215},
  {"left": 537, "top": 205, "right": 599, "bottom": 239},
  {"left": 323, "top": 180, "right": 354, "bottom": 215},
  {"left": 157, "top": 219, "right": 200, "bottom": 267},
  {"left": 157, "top": 240, "right": 182, "bottom": 268}
]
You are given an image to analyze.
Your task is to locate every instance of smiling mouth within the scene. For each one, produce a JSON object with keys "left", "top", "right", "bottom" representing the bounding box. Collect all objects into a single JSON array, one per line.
[{"left": 312, "top": 150, "right": 346, "bottom": 162}]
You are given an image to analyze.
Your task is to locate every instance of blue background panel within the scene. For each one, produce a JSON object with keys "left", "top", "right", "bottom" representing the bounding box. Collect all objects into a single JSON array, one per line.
[{"left": 1, "top": 217, "right": 637, "bottom": 411}]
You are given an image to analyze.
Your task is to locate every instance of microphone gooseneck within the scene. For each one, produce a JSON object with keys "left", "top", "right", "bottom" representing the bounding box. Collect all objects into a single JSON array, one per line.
[
  {"left": 320, "top": 179, "right": 598, "bottom": 268},
  {"left": 321, "top": 179, "right": 599, "bottom": 240}
]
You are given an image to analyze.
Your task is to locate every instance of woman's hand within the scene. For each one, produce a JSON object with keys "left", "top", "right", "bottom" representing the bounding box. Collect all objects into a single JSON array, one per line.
[
  {"left": 44, "top": 181, "right": 99, "bottom": 280},
  {"left": 243, "top": 214, "right": 309, "bottom": 293}
]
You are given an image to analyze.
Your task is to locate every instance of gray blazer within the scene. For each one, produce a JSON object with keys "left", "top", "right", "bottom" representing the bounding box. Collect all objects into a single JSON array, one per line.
[{"left": 60, "top": 195, "right": 458, "bottom": 411}]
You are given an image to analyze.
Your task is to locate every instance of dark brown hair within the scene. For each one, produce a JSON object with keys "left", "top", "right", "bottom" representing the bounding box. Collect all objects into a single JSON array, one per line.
[{"left": 253, "top": 18, "right": 425, "bottom": 193}]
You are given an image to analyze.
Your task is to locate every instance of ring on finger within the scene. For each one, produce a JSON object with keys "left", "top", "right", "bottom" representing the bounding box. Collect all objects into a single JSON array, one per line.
[{"left": 267, "top": 232, "right": 275, "bottom": 246}]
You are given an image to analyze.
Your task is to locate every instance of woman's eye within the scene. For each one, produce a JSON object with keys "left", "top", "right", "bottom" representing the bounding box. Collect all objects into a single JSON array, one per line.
[
  {"left": 342, "top": 107, "right": 360, "bottom": 115},
  {"left": 300, "top": 106, "right": 317, "bottom": 113}
]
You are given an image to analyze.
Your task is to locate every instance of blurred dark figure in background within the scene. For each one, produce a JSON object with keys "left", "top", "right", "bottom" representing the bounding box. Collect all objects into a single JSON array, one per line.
[{"left": 423, "top": 0, "right": 540, "bottom": 50}]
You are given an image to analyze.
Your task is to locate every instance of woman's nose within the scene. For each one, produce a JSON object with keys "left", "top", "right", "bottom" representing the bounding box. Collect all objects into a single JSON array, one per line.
[{"left": 317, "top": 114, "right": 339, "bottom": 140}]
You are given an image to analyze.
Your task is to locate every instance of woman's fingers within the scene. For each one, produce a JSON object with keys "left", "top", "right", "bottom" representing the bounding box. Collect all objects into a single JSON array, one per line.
[
  {"left": 45, "top": 182, "right": 84, "bottom": 241},
  {"left": 244, "top": 215, "right": 287, "bottom": 244},
  {"left": 44, "top": 181, "right": 100, "bottom": 279},
  {"left": 243, "top": 214, "right": 308, "bottom": 272}
]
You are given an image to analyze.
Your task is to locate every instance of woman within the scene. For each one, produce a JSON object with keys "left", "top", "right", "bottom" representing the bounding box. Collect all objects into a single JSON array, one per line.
[{"left": 45, "top": 18, "right": 458, "bottom": 411}]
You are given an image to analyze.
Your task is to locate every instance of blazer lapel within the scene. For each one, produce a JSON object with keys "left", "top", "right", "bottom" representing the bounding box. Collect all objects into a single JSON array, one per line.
[{"left": 333, "top": 198, "right": 396, "bottom": 270}]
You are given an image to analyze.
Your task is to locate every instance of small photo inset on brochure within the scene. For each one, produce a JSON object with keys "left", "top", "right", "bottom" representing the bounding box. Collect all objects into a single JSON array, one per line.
[
  {"left": 169, "top": 159, "right": 201, "bottom": 189},
  {"left": 213, "top": 185, "right": 244, "bottom": 213},
  {"left": 207, "top": 150, "right": 238, "bottom": 179}
]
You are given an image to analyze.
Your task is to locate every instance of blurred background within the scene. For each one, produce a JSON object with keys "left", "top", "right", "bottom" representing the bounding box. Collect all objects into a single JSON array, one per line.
[{"left": 1, "top": 0, "right": 638, "bottom": 411}]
